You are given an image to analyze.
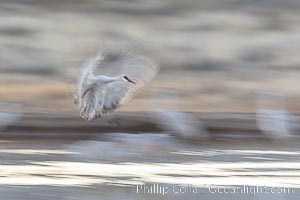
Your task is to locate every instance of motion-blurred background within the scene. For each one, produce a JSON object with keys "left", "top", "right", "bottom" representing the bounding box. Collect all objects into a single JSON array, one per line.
[
  {"left": 2, "top": 0, "right": 300, "bottom": 113},
  {"left": 0, "top": 1, "right": 300, "bottom": 200}
]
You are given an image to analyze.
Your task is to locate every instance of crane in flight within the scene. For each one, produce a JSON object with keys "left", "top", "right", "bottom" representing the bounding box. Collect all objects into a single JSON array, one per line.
[{"left": 73, "top": 44, "right": 159, "bottom": 121}]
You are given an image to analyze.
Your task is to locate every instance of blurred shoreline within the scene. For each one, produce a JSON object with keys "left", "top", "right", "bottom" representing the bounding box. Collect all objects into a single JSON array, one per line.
[{"left": 1, "top": 111, "right": 299, "bottom": 140}]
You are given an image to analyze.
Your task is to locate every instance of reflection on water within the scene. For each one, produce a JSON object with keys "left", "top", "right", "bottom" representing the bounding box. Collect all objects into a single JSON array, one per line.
[
  {"left": 174, "top": 150, "right": 300, "bottom": 156},
  {"left": 0, "top": 160, "right": 299, "bottom": 187},
  {"left": 0, "top": 136, "right": 299, "bottom": 189}
]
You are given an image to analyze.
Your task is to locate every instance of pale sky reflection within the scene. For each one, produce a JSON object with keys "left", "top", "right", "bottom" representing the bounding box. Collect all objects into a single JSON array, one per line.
[
  {"left": 0, "top": 149, "right": 78, "bottom": 155},
  {"left": 173, "top": 150, "right": 300, "bottom": 156},
  {"left": 0, "top": 161, "right": 299, "bottom": 187}
]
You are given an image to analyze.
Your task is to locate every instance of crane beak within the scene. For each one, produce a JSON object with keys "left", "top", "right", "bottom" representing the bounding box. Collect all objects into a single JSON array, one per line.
[
  {"left": 128, "top": 79, "right": 136, "bottom": 84},
  {"left": 123, "top": 76, "right": 136, "bottom": 84}
]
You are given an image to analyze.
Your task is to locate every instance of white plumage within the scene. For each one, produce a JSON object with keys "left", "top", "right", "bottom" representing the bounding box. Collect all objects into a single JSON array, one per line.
[
  {"left": 150, "top": 89, "right": 210, "bottom": 140},
  {"left": 73, "top": 45, "right": 159, "bottom": 121},
  {"left": 0, "top": 102, "right": 23, "bottom": 130},
  {"left": 255, "top": 91, "right": 297, "bottom": 138}
]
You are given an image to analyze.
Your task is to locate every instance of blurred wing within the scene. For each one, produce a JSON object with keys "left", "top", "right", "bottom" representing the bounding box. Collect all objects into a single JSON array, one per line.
[
  {"left": 101, "top": 54, "right": 159, "bottom": 113},
  {"left": 74, "top": 53, "right": 104, "bottom": 109},
  {"left": 80, "top": 87, "right": 103, "bottom": 121}
]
